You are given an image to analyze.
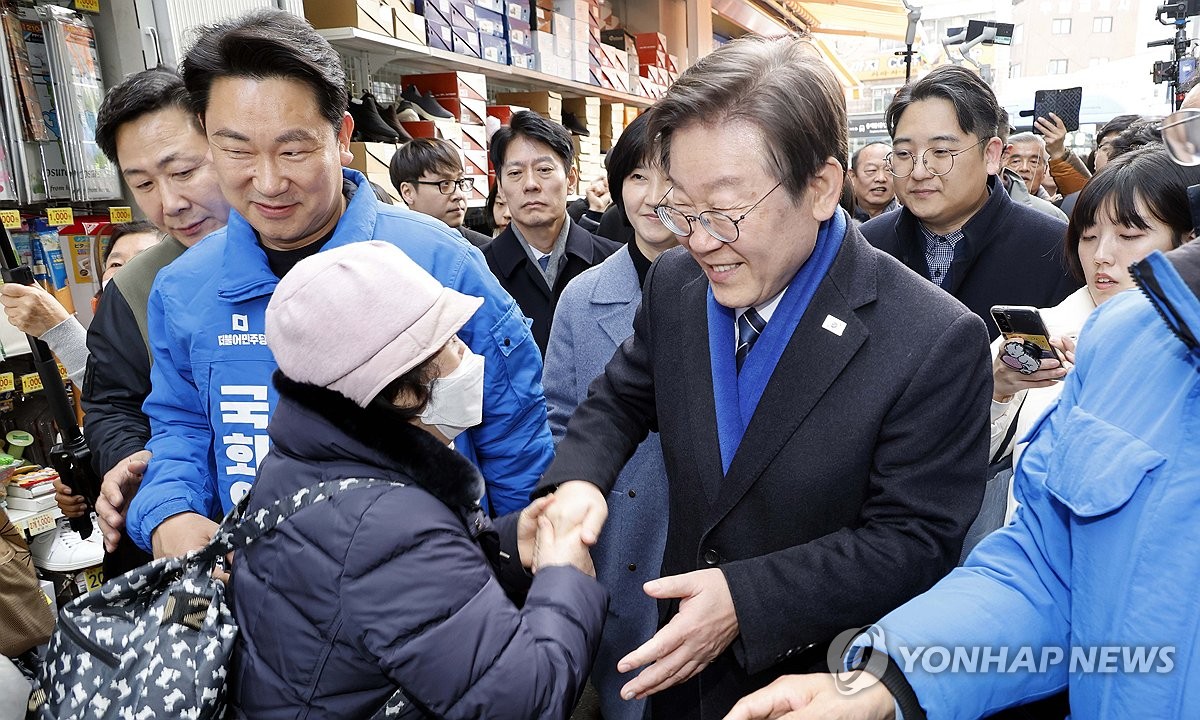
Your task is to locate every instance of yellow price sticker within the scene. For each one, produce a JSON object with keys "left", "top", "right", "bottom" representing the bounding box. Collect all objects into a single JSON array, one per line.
[
  {"left": 0, "top": 210, "right": 20, "bottom": 230},
  {"left": 19, "top": 373, "right": 43, "bottom": 394},
  {"left": 84, "top": 565, "right": 105, "bottom": 590},
  {"left": 0, "top": 373, "right": 13, "bottom": 394},
  {"left": 75, "top": 0, "right": 100, "bottom": 12},
  {"left": 56, "top": 362, "right": 68, "bottom": 382},
  {"left": 108, "top": 206, "right": 132, "bottom": 224},
  {"left": 46, "top": 207, "right": 74, "bottom": 227},
  {"left": 25, "top": 511, "right": 55, "bottom": 536}
]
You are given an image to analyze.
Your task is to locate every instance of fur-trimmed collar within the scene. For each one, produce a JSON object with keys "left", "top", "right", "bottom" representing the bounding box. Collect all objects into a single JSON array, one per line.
[{"left": 271, "top": 371, "right": 485, "bottom": 510}]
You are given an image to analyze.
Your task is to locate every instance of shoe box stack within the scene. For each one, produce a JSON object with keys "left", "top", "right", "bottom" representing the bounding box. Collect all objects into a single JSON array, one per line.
[
  {"left": 417, "top": 0, "right": 479, "bottom": 58},
  {"left": 599, "top": 102, "right": 626, "bottom": 152},
  {"left": 505, "top": 1, "right": 535, "bottom": 69},
  {"left": 405, "top": 72, "right": 487, "bottom": 204},
  {"left": 303, "top": 0, "right": 427, "bottom": 44},
  {"left": 634, "top": 32, "right": 678, "bottom": 99},
  {"left": 531, "top": 0, "right": 569, "bottom": 79},
  {"left": 599, "top": 29, "right": 639, "bottom": 95},
  {"left": 553, "top": 0, "right": 595, "bottom": 85},
  {"left": 563, "top": 97, "right": 602, "bottom": 184},
  {"left": 494, "top": 90, "right": 562, "bottom": 125}
]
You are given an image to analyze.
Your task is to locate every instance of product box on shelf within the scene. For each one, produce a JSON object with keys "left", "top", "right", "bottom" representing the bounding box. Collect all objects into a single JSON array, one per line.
[
  {"left": 511, "top": 50, "right": 536, "bottom": 69},
  {"left": 573, "top": 61, "right": 591, "bottom": 84},
  {"left": 348, "top": 142, "right": 398, "bottom": 178},
  {"left": 439, "top": 97, "right": 488, "bottom": 125},
  {"left": 462, "top": 148, "right": 489, "bottom": 177},
  {"left": 475, "top": 6, "right": 505, "bottom": 37},
  {"left": 480, "top": 33, "right": 508, "bottom": 64},
  {"left": 506, "top": 0, "right": 532, "bottom": 22},
  {"left": 303, "top": 0, "right": 395, "bottom": 37},
  {"left": 600, "top": 27, "right": 633, "bottom": 50},
  {"left": 394, "top": 5, "right": 427, "bottom": 43},
  {"left": 401, "top": 119, "right": 463, "bottom": 147},
  {"left": 599, "top": 101, "right": 624, "bottom": 150},
  {"left": 634, "top": 31, "right": 667, "bottom": 55},
  {"left": 449, "top": 0, "right": 478, "bottom": 31},
  {"left": 487, "top": 104, "right": 526, "bottom": 126},
  {"left": 461, "top": 123, "right": 488, "bottom": 153},
  {"left": 404, "top": 71, "right": 488, "bottom": 102},
  {"left": 495, "top": 90, "right": 562, "bottom": 123},
  {"left": 552, "top": 14, "right": 572, "bottom": 57},
  {"left": 426, "top": 18, "right": 453, "bottom": 50},
  {"left": 394, "top": 0, "right": 417, "bottom": 10},
  {"left": 417, "top": 0, "right": 452, "bottom": 25},
  {"left": 474, "top": 0, "right": 504, "bottom": 12},
  {"left": 535, "top": 6, "right": 552, "bottom": 32},
  {"left": 552, "top": 0, "right": 589, "bottom": 19},
  {"left": 507, "top": 17, "right": 532, "bottom": 48},
  {"left": 562, "top": 96, "right": 600, "bottom": 125}
]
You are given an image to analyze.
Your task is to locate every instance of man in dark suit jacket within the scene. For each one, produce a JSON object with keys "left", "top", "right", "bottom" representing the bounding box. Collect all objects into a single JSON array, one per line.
[
  {"left": 483, "top": 111, "right": 620, "bottom": 353},
  {"left": 389, "top": 137, "right": 492, "bottom": 248},
  {"left": 860, "top": 66, "right": 1079, "bottom": 339},
  {"left": 539, "top": 37, "right": 992, "bottom": 720}
]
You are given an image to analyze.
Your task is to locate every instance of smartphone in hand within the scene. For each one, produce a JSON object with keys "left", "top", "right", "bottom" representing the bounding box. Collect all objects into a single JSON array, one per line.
[{"left": 990, "top": 305, "right": 1061, "bottom": 374}]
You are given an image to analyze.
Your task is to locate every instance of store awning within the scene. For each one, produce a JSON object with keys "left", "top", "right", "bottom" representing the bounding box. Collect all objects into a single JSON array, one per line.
[{"left": 795, "top": 1, "right": 911, "bottom": 42}]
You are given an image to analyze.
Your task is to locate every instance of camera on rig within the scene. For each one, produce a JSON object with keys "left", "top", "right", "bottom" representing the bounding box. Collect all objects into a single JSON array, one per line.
[{"left": 1158, "top": 0, "right": 1200, "bottom": 20}]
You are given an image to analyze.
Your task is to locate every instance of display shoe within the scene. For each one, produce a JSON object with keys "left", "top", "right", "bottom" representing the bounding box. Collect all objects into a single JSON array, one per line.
[
  {"left": 379, "top": 104, "right": 414, "bottom": 142},
  {"left": 396, "top": 102, "right": 422, "bottom": 123},
  {"left": 402, "top": 85, "right": 454, "bottom": 120},
  {"left": 29, "top": 517, "right": 104, "bottom": 572},
  {"left": 348, "top": 93, "right": 399, "bottom": 142},
  {"left": 562, "top": 112, "right": 590, "bottom": 136}
]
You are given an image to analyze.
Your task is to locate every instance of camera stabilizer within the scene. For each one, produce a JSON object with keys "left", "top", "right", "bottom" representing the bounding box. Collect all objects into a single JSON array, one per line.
[{"left": 1150, "top": 1, "right": 1200, "bottom": 110}]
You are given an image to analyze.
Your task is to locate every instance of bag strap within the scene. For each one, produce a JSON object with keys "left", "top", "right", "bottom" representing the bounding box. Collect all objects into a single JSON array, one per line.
[
  {"left": 989, "top": 394, "right": 1027, "bottom": 467},
  {"left": 196, "top": 477, "right": 397, "bottom": 562}
]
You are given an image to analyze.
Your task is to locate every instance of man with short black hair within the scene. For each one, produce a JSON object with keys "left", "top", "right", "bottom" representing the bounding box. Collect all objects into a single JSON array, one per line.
[
  {"left": 83, "top": 66, "right": 232, "bottom": 575},
  {"left": 484, "top": 110, "right": 620, "bottom": 353},
  {"left": 389, "top": 137, "right": 491, "bottom": 248},
  {"left": 126, "top": 9, "right": 552, "bottom": 559},
  {"left": 848, "top": 142, "right": 898, "bottom": 222},
  {"left": 861, "top": 65, "right": 1078, "bottom": 338}
]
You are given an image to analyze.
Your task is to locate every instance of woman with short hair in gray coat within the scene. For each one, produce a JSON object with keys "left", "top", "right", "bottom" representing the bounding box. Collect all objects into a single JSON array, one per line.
[{"left": 543, "top": 112, "right": 678, "bottom": 720}]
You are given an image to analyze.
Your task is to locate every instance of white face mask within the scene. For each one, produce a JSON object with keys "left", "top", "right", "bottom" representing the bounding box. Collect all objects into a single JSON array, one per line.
[{"left": 419, "top": 348, "right": 485, "bottom": 442}]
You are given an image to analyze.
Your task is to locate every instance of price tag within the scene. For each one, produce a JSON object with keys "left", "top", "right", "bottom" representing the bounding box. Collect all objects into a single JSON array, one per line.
[
  {"left": 108, "top": 206, "right": 132, "bottom": 224},
  {"left": 74, "top": 0, "right": 100, "bottom": 12},
  {"left": 19, "top": 373, "right": 43, "bottom": 394},
  {"left": 46, "top": 207, "right": 74, "bottom": 227},
  {"left": 56, "top": 362, "right": 68, "bottom": 382},
  {"left": 0, "top": 209, "right": 19, "bottom": 229},
  {"left": 84, "top": 565, "right": 105, "bottom": 590},
  {"left": 0, "top": 372, "right": 13, "bottom": 394},
  {"left": 25, "top": 510, "right": 55, "bottom": 536}
]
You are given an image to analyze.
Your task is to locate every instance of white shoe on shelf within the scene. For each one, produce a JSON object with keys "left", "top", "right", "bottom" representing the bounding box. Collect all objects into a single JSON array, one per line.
[{"left": 29, "top": 517, "right": 104, "bottom": 572}]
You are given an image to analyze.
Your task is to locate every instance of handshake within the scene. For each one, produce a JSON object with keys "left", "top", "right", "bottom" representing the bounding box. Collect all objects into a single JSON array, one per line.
[{"left": 515, "top": 492, "right": 597, "bottom": 577}]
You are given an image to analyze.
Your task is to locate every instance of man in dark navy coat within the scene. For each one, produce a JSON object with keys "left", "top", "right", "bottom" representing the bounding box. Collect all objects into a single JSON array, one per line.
[
  {"left": 483, "top": 111, "right": 620, "bottom": 353},
  {"left": 537, "top": 36, "right": 993, "bottom": 720},
  {"left": 860, "top": 66, "right": 1079, "bottom": 339}
]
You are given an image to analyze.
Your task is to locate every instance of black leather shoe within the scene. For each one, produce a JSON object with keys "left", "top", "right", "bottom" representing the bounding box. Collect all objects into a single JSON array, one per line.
[
  {"left": 348, "top": 92, "right": 399, "bottom": 142},
  {"left": 402, "top": 85, "right": 454, "bottom": 120},
  {"left": 563, "top": 111, "right": 590, "bottom": 136},
  {"left": 380, "top": 103, "right": 414, "bottom": 142}
]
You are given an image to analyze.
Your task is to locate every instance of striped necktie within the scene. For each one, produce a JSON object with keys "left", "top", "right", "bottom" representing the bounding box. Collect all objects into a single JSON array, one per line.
[{"left": 735, "top": 307, "right": 766, "bottom": 372}]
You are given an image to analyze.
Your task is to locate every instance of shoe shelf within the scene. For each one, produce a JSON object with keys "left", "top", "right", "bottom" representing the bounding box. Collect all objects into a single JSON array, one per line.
[
  {"left": 7, "top": 504, "right": 63, "bottom": 541},
  {"left": 319, "top": 27, "right": 654, "bottom": 109}
]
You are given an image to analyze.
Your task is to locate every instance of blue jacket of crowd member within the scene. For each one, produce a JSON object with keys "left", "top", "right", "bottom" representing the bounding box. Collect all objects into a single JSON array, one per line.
[
  {"left": 228, "top": 373, "right": 606, "bottom": 719},
  {"left": 868, "top": 244, "right": 1200, "bottom": 719},
  {"left": 127, "top": 169, "right": 554, "bottom": 551},
  {"left": 543, "top": 246, "right": 668, "bottom": 720}
]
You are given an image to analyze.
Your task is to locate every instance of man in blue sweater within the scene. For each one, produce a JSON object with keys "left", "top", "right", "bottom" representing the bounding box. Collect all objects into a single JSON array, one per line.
[{"left": 127, "top": 9, "right": 552, "bottom": 557}]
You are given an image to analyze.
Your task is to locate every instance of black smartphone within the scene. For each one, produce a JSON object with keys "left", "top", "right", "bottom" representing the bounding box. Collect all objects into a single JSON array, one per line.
[{"left": 990, "top": 305, "right": 1061, "bottom": 374}]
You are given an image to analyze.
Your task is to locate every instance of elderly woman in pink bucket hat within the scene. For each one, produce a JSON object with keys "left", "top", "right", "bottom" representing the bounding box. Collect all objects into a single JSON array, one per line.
[{"left": 226, "top": 241, "right": 606, "bottom": 719}]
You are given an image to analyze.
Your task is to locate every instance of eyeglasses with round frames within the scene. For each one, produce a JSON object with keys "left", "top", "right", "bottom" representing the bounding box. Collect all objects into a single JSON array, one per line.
[
  {"left": 1161, "top": 108, "right": 1200, "bottom": 166},
  {"left": 885, "top": 137, "right": 988, "bottom": 178},
  {"left": 412, "top": 177, "right": 475, "bottom": 194},
  {"left": 654, "top": 182, "right": 783, "bottom": 243}
]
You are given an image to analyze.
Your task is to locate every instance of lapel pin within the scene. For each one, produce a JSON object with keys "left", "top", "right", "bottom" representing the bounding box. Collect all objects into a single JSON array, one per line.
[{"left": 822, "top": 315, "right": 847, "bottom": 336}]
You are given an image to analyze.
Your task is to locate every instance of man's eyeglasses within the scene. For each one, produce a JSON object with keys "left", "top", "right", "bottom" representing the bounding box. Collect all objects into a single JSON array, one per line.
[
  {"left": 1161, "top": 108, "right": 1200, "bottom": 166},
  {"left": 412, "top": 177, "right": 475, "bottom": 194},
  {"left": 654, "top": 182, "right": 782, "bottom": 243},
  {"left": 885, "top": 137, "right": 987, "bottom": 178}
]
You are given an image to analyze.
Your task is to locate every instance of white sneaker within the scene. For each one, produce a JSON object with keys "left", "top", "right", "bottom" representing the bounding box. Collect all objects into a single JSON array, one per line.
[{"left": 29, "top": 518, "right": 104, "bottom": 572}]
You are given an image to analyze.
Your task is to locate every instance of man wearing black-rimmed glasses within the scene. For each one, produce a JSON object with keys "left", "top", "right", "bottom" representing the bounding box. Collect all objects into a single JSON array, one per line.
[
  {"left": 389, "top": 137, "right": 492, "bottom": 248},
  {"left": 861, "top": 65, "right": 1078, "bottom": 339}
]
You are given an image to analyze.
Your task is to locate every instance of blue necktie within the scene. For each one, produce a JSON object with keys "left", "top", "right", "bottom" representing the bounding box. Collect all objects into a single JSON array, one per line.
[
  {"left": 735, "top": 307, "right": 766, "bottom": 372},
  {"left": 537, "top": 255, "right": 551, "bottom": 271}
]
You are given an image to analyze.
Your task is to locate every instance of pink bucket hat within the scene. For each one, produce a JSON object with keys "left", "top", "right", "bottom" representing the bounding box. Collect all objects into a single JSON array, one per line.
[{"left": 265, "top": 241, "right": 483, "bottom": 407}]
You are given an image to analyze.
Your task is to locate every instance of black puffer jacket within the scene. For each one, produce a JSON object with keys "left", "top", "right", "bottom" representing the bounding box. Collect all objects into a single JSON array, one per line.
[{"left": 228, "top": 373, "right": 606, "bottom": 719}]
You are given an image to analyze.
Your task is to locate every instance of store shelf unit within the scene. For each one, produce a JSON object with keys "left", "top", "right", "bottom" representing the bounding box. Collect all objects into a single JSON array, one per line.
[{"left": 319, "top": 26, "right": 654, "bottom": 108}]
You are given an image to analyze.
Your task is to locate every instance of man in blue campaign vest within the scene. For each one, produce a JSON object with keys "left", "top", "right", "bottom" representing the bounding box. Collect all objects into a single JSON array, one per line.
[{"left": 126, "top": 9, "right": 552, "bottom": 557}]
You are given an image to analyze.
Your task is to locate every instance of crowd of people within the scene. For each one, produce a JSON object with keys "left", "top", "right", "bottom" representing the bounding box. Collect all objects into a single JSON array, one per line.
[{"left": 1, "top": 7, "right": 1198, "bottom": 720}]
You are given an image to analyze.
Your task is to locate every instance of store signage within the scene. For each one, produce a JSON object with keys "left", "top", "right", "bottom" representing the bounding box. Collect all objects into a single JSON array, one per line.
[
  {"left": 108, "top": 206, "right": 132, "bottom": 224},
  {"left": 46, "top": 207, "right": 74, "bottom": 227},
  {"left": 0, "top": 210, "right": 20, "bottom": 229}
]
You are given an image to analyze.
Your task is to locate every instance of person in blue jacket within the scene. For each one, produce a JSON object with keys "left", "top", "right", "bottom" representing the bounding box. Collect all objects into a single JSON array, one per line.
[
  {"left": 127, "top": 8, "right": 553, "bottom": 558},
  {"left": 723, "top": 199, "right": 1200, "bottom": 717}
]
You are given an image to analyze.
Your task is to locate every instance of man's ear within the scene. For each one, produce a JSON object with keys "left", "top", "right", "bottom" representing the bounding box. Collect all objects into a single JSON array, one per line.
[
  {"left": 338, "top": 112, "right": 354, "bottom": 166},
  {"left": 985, "top": 138, "right": 1007, "bottom": 175},
  {"left": 399, "top": 182, "right": 416, "bottom": 205},
  {"left": 808, "top": 157, "right": 847, "bottom": 221}
]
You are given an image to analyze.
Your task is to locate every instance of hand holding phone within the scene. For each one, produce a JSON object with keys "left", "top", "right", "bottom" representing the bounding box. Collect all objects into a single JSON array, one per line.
[{"left": 990, "top": 305, "right": 1069, "bottom": 402}]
